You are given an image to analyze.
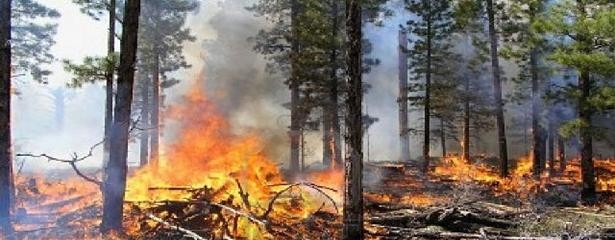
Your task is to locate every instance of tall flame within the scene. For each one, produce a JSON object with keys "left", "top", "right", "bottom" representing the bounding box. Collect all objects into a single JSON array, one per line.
[{"left": 126, "top": 84, "right": 285, "bottom": 203}]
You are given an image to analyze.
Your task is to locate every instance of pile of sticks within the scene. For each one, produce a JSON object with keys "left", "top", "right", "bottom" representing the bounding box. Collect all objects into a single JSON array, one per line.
[{"left": 125, "top": 181, "right": 341, "bottom": 239}]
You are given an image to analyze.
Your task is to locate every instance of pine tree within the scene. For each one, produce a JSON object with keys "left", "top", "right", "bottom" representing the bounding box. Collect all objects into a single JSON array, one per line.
[
  {"left": 138, "top": 0, "right": 198, "bottom": 163},
  {"left": 71, "top": 0, "right": 118, "bottom": 170},
  {"left": 405, "top": 0, "right": 455, "bottom": 172},
  {"left": 100, "top": 0, "right": 140, "bottom": 232},
  {"left": 454, "top": 0, "right": 494, "bottom": 161},
  {"left": 0, "top": 0, "right": 12, "bottom": 236},
  {"left": 343, "top": 0, "right": 363, "bottom": 237},
  {"left": 485, "top": 0, "right": 509, "bottom": 177},
  {"left": 535, "top": 0, "right": 615, "bottom": 204},
  {"left": 2, "top": 1, "right": 59, "bottom": 235},
  {"left": 499, "top": 0, "right": 548, "bottom": 177},
  {"left": 11, "top": 0, "right": 60, "bottom": 83}
]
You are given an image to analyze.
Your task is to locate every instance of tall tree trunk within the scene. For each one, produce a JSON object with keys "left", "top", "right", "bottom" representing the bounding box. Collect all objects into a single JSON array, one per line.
[
  {"left": 343, "top": 0, "right": 363, "bottom": 238},
  {"left": 398, "top": 30, "right": 410, "bottom": 162},
  {"left": 323, "top": 115, "right": 331, "bottom": 166},
  {"left": 0, "top": 0, "right": 12, "bottom": 236},
  {"left": 579, "top": 70, "right": 596, "bottom": 204},
  {"left": 323, "top": 0, "right": 341, "bottom": 168},
  {"left": 440, "top": 118, "right": 446, "bottom": 158},
  {"left": 101, "top": 0, "right": 140, "bottom": 232},
  {"left": 558, "top": 135, "right": 566, "bottom": 173},
  {"left": 102, "top": 0, "right": 116, "bottom": 175},
  {"left": 530, "top": 47, "right": 544, "bottom": 178},
  {"left": 486, "top": 0, "right": 509, "bottom": 177},
  {"left": 462, "top": 76, "right": 470, "bottom": 162},
  {"left": 289, "top": 0, "right": 301, "bottom": 173},
  {"left": 150, "top": 53, "right": 160, "bottom": 163},
  {"left": 547, "top": 118, "right": 555, "bottom": 175},
  {"left": 139, "top": 73, "right": 150, "bottom": 167},
  {"left": 423, "top": 2, "right": 432, "bottom": 173}
]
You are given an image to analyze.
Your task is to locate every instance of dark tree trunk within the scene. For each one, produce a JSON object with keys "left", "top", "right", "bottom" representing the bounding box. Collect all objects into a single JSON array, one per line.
[
  {"left": 103, "top": 0, "right": 116, "bottom": 174},
  {"left": 0, "top": 0, "right": 12, "bottom": 236},
  {"left": 398, "top": 30, "right": 410, "bottom": 162},
  {"left": 440, "top": 118, "right": 446, "bottom": 158},
  {"left": 486, "top": 0, "right": 509, "bottom": 177},
  {"left": 322, "top": 116, "right": 331, "bottom": 166},
  {"left": 462, "top": 76, "right": 470, "bottom": 162},
  {"left": 150, "top": 53, "right": 160, "bottom": 163},
  {"left": 139, "top": 73, "right": 150, "bottom": 167},
  {"left": 423, "top": 2, "right": 432, "bottom": 173},
  {"left": 343, "top": 0, "right": 363, "bottom": 238},
  {"left": 323, "top": 0, "right": 342, "bottom": 169},
  {"left": 578, "top": 70, "right": 596, "bottom": 204},
  {"left": 558, "top": 135, "right": 566, "bottom": 173},
  {"left": 547, "top": 119, "right": 555, "bottom": 175},
  {"left": 101, "top": 0, "right": 140, "bottom": 232},
  {"left": 530, "top": 47, "right": 544, "bottom": 178},
  {"left": 289, "top": 0, "right": 301, "bottom": 173}
]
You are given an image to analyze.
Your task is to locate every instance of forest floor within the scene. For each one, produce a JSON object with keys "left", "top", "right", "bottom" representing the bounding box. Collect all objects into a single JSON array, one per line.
[
  {"left": 9, "top": 160, "right": 615, "bottom": 239},
  {"left": 363, "top": 161, "right": 615, "bottom": 239}
]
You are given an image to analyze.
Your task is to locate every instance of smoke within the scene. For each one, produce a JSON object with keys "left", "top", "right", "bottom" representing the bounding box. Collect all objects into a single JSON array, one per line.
[{"left": 165, "top": 0, "right": 290, "bottom": 165}]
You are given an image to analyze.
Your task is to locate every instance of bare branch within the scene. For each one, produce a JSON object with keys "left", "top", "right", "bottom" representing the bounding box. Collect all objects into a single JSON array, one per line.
[
  {"left": 16, "top": 116, "right": 143, "bottom": 187},
  {"left": 145, "top": 213, "right": 207, "bottom": 240},
  {"left": 261, "top": 182, "right": 339, "bottom": 219}
]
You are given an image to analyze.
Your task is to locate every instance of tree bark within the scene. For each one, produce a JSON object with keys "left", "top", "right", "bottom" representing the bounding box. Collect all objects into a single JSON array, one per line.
[
  {"left": 343, "top": 0, "right": 363, "bottom": 238},
  {"left": 440, "top": 118, "right": 446, "bottom": 158},
  {"left": 139, "top": 73, "right": 150, "bottom": 167},
  {"left": 547, "top": 119, "right": 555, "bottom": 176},
  {"left": 398, "top": 29, "right": 410, "bottom": 162},
  {"left": 0, "top": 0, "right": 12, "bottom": 236},
  {"left": 289, "top": 0, "right": 301, "bottom": 173},
  {"left": 558, "top": 135, "right": 566, "bottom": 173},
  {"left": 574, "top": 0, "right": 595, "bottom": 205},
  {"left": 578, "top": 70, "right": 596, "bottom": 204},
  {"left": 423, "top": 1, "right": 432, "bottom": 173},
  {"left": 486, "top": 0, "right": 509, "bottom": 177},
  {"left": 102, "top": 0, "right": 116, "bottom": 176},
  {"left": 530, "top": 47, "right": 544, "bottom": 178},
  {"left": 462, "top": 76, "right": 470, "bottom": 162},
  {"left": 323, "top": 0, "right": 342, "bottom": 169},
  {"left": 150, "top": 52, "right": 160, "bottom": 163},
  {"left": 101, "top": 0, "right": 140, "bottom": 232}
]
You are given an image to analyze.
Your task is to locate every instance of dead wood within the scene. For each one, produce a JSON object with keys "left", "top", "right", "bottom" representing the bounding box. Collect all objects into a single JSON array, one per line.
[
  {"left": 235, "top": 179, "right": 251, "bottom": 211},
  {"left": 262, "top": 182, "right": 339, "bottom": 219},
  {"left": 146, "top": 213, "right": 206, "bottom": 240},
  {"left": 368, "top": 225, "right": 561, "bottom": 240}
]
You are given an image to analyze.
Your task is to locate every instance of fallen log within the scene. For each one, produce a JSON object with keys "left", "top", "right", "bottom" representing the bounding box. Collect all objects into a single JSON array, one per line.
[
  {"left": 368, "top": 205, "right": 517, "bottom": 233},
  {"left": 425, "top": 207, "right": 515, "bottom": 232},
  {"left": 368, "top": 225, "right": 561, "bottom": 240}
]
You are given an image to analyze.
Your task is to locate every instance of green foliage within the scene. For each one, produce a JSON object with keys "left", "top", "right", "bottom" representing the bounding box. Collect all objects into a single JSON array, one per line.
[
  {"left": 138, "top": 0, "right": 199, "bottom": 88},
  {"left": 72, "top": 0, "right": 109, "bottom": 21},
  {"left": 63, "top": 54, "right": 118, "bottom": 88},
  {"left": 249, "top": 0, "right": 388, "bottom": 126},
  {"left": 405, "top": 0, "right": 459, "bottom": 136},
  {"left": 535, "top": 0, "right": 615, "bottom": 137},
  {"left": 11, "top": 0, "right": 60, "bottom": 83}
]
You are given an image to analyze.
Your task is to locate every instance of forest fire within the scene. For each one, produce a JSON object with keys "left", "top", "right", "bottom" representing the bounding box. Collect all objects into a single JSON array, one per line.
[
  {"left": 433, "top": 155, "right": 615, "bottom": 198},
  {"left": 121, "top": 86, "right": 343, "bottom": 238},
  {"left": 4, "top": 0, "right": 615, "bottom": 239}
]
